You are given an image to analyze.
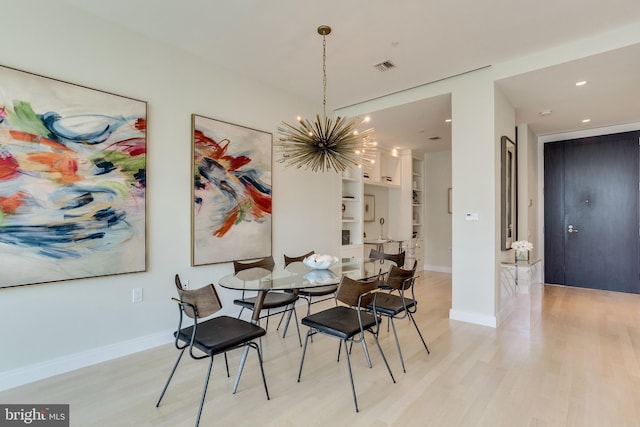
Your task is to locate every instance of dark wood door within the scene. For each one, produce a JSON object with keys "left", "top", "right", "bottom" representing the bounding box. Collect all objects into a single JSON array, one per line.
[{"left": 544, "top": 131, "right": 640, "bottom": 293}]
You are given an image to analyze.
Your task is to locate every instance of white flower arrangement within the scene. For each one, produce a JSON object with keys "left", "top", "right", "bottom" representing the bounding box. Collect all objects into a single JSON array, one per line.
[{"left": 511, "top": 240, "right": 533, "bottom": 251}]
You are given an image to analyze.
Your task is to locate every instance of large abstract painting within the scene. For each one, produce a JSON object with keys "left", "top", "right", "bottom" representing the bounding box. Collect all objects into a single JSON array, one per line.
[
  {"left": 0, "top": 65, "right": 147, "bottom": 288},
  {"left": 192, "top": 114, "right": 272, "bottom": 266}
]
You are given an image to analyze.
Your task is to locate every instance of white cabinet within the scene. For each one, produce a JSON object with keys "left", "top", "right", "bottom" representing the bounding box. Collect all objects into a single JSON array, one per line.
[{"left": 362, "top": 150, "right": 401, "bottom": 187}]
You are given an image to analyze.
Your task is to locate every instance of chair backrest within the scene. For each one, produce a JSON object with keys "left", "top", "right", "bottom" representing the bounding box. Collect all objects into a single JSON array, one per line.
[
  {"left": 385, "top": 259, "right": 418, "bottom": 291},
  {"left": 174, "top": 274, "right": 222, "bottom": 319},
  {"left": 336, "top": 275, "right": 379, "bottom": 308},
  {"left": 233, "top": 256, "right": 275, "bottom": 273},
  {"left": 368, "top": 249, "right": 405, "bottom": 268},
  {"left": 284, "top": 251, "right": 315, "bottom": 266}
]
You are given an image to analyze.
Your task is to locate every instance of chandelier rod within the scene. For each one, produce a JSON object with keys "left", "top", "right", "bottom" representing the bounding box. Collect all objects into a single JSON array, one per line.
[{"left": 318, "top": 25, "right": 331, "bottom": 121}]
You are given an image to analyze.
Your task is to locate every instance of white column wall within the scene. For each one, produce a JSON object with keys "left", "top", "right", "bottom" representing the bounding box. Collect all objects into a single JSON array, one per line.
[{"left": 448, "top": 69, "right": 498, "bottom": 326}]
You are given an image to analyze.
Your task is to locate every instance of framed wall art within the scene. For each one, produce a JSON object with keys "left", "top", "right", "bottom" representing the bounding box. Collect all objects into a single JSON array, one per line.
[
  {"left": 501, "top": 135, "right": 516, "bottom": 250},
  {"left": 363, "top": 194, "right": 375, "bottom": 222},
  {"left": 0, "top": 65, "right": 147, "bottom": 288},
  {"left": 192, "top": 114, "right": 272, "bottom": 265}
]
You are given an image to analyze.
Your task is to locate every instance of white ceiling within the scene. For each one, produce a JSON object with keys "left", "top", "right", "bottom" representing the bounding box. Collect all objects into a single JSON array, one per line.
[{"left": 61, "top": 0, "right": 640, "bottom": 154}]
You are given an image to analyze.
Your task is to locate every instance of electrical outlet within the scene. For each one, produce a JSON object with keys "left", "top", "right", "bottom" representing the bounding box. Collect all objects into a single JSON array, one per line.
[{"left": 132, "top": 287, "right": 143, "bottom": 303}]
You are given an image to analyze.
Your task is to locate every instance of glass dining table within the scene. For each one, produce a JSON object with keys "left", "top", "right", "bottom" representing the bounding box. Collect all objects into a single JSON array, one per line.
[{"left": 218, "top": 257, "right": 396, "bottom": 323}]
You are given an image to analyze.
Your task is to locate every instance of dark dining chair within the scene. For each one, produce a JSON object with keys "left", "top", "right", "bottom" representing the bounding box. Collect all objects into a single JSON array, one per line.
[
  {"left": 369, "top": 248, "right": 406, "bottom": 268},
  {"left": 283, "top": 251, "right": 338, "bottom": 316},
  {"left": 283, "top": 251, "right": 315, "bottom": 266},
  {"left": 366, "top": 259, "right": 429, "bottom": 373},
  {"left": 232, "top": 256, "right": 302, "bottom": 346},
  {"left": 156, "top": 275, "right": 269, "bottom": 427},
  {"left": 297, "top": 275, "right": 396, "bottom": 412}
]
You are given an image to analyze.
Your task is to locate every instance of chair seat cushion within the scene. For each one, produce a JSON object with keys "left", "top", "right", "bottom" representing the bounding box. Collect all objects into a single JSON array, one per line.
[
  {"left": 299, "top": 285, "right": 338, "bottom": 298},
  {"left": 367, "top": 293, "right": 416, "bottom": 316},
  {"left": 301, "top": 306, "right": 378, "bottom": 340},
  {"left": 233, "top": 291, "right": 298, "bottom": 310},
  {"left": 176, "top": 315, "right": 266, "bottom": 356}
]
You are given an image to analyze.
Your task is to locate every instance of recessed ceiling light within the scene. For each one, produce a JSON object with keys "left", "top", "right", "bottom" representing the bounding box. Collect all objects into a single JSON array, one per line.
[
  {"left": 445, "top": 119, "right": 452, "bottom": 123},
  {"left": 539, "top": 109, "right": 553, "bottom": 116},
  {"left": 582, "top": 118, "right": 591, "bottom": 123},
  {"left": 576, "top": 81, "right": 587, "bottom": 86}
]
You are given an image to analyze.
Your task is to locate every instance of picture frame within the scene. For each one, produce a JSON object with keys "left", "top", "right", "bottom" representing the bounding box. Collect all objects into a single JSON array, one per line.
[
  {"left": 501, "top": 135, "right": 517, "bottom": 250},
  {"left": 191, "top": 114, "right": 272, "bottom": 266},
  {"left": 0, "top": 64, "right": 147, "bottom": 288},
  {"left": 363, "top": 194, "right": 375, "bottom": 222}
]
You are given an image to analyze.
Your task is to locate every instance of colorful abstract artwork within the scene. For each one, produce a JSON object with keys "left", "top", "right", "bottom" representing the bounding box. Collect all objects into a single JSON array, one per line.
[
  {"left": 0, "top": 65, "right": 147, "bottom": 288},
  {"left": 192, "top": 114, "right": 272, "bottom": 265}
]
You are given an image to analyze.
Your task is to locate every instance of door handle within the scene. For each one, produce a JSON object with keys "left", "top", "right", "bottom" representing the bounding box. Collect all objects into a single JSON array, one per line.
[{"left": 568, "top": 225, "right": 579, "bottom": 233}]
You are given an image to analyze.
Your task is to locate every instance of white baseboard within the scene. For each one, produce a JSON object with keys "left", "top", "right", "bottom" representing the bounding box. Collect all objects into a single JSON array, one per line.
[
  {"left": 449, "top": 308, "right": 497, "bottom": 328},
  {"left": 0, "top": 330, "right": 173, "bottom": 392},
  {"left": 424, "top": 265, "right": 452, "bottom": 273}
]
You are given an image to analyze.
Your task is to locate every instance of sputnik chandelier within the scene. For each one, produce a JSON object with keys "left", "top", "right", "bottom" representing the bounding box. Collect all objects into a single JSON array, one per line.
[{"left": 276, "top": 25, "right": 377, "bottom": 173}]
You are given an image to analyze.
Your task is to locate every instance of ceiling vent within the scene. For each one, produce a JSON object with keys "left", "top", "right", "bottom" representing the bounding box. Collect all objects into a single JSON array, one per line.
[{"left": 373, "top": 60, "right": 396, "bottom": 72}]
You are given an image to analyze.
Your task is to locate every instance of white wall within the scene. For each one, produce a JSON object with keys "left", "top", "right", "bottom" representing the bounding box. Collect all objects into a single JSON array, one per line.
[
  {"left": 0, "top": 1, "right": 338, "bottom": 390},
  {"left": 449, "top": 68, "right": 498, "bottom": 327},
  {"left": 518, "top": 125, "right": 539, "bottom": 260},
  {"left": 424, "top": 151, "right": 452, "bottom": 272}
]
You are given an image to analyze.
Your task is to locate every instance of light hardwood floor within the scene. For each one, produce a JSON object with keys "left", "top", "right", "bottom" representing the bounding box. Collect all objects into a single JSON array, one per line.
[{"left": 3, "top": 271, "right": 640, "bottom": 426}]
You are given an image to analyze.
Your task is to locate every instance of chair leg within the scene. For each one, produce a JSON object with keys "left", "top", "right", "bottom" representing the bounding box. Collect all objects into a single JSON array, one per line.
[
  {"left": 389, "top": 317, "right": 406, "bottom": 373},
  {"left": 409, "top": 312, "right": 430, "bottom": 354},
  {"left": 224, "top": 352, "right": 230, "bottom": 377},
  {"left": 281, "top": 306, "right": 294, "bottom": 337},
  {"left": 280, "top": 304, "right": 302, "bottom": 347},
  {"left": 343, "top": 339, "right": 359, "bottom": 413},
  {"left": 276, "top": 309, "right": 287, "bottom": 330},
  {"left": 156, "top": 348, "right": 185, "bottom": 407},
  {"left": 252, "top": 342, "right": 270, "bottom": 400},
  {"left": 371, "top": 331, "right": 396, "bottom": 384},
  {"left": 237, "top": 307, "right": 244, "bottom": 319},
  {"left": 360, "top": 334, "right": 372, "bottom": 368},
  {"left": 232, "top": 345, "right": 250, "bottom": 394},
  {"left": 292, "top": 307, "right": 302, "bottom": 347},
  {"left": 195, "top": 356, "right": 214, "bottom": 427},
  {"left": 306, "top": 297, "right": 313, "bottom": 316},
  {"left": 231, "top": 342, "right": 270, "bottom": 400},
  {"left": 297, "top": 330, "right": 313, "bottom": 382}
]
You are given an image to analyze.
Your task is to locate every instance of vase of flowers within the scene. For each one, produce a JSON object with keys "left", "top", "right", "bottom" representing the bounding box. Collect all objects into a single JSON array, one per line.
[{"left": 511, "top": 240, "right": 533, "bottom": 262}]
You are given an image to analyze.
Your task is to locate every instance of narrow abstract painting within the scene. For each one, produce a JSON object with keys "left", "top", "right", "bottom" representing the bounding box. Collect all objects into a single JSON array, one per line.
[
  {"left": 0, "top": 65, "right": 147, "bottom": 288},
  {"left": 192, "top": 114, "right": 272, "bottom": 265}
]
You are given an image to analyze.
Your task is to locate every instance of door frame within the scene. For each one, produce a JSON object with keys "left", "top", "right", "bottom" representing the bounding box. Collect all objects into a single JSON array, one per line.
[{"left": 537, "top": 123, "right": 640, "bottom": 286}]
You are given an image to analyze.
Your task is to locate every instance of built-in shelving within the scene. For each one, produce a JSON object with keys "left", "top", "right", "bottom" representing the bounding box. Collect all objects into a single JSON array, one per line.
[
  {"left": 339, "top": 149, "right": 424, "bottom": 265},
  {"left": 341, "top": 169, "right": 363, "bottom": 258},
  {"left": 409, "top": 156, "right": 425, "bottom": 268}
]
